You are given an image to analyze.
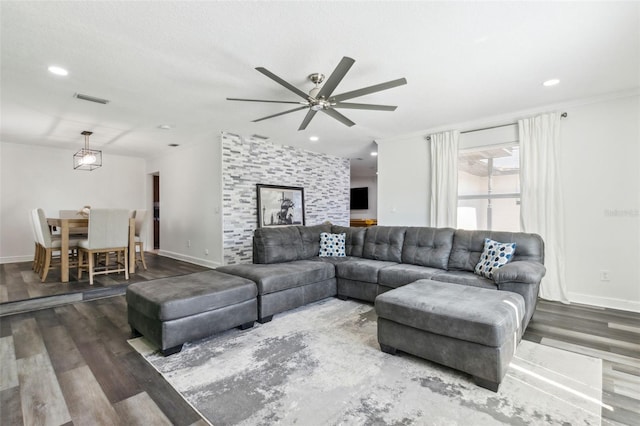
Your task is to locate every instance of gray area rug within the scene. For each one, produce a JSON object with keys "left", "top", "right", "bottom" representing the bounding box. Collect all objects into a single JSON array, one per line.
[{"left": 129, "top": 298, "right": 603, "bottom": 425}]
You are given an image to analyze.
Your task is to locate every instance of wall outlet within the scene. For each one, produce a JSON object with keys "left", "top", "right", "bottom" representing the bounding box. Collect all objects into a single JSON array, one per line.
[
  {"left": 187, "top": 240, "right": 191, "bottom": 248},
  {"left": 205, "top": 249, "right": 209, "bottom": 255},
  {"left": 600, "top": 270, "right": 610, "bottom": 281}
]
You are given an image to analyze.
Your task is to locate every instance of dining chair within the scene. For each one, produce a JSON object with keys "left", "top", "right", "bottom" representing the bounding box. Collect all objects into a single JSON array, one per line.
[
  {"left": 133, "top": 209, "right": 149, "bottom": 270},
  {"left": 34, "top": 208, "right": 80, "bottom": 282},
  {"left": 29, "top": 209, "right": 42, "bottom": 273},
  {"left": 77, "top": 208, "right": 130, "bottom": 285}
]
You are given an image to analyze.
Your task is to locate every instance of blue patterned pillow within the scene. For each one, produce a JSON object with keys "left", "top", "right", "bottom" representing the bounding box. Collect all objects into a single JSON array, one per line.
[
  {"left": 319, "top": 232, "right": 346, "bottom": 257},
  {"left": 474, "top": 238, "right": 516, "bottom": 279}
]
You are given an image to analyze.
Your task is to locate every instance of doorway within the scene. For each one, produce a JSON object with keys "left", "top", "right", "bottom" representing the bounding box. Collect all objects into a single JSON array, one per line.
[{"left": 153, "top": 174, "right": 160, "bottom": 250}]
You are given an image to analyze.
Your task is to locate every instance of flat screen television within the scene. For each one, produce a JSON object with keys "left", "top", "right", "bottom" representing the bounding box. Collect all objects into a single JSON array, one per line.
[{"left": 350, "top": 187, "right": 368, "bottom": 210}]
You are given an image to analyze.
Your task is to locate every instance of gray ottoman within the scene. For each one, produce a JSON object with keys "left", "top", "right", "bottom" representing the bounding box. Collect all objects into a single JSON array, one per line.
[
  {"left": 126, "top": 270, "right": 258, "bottom": 356},
  {"left": 375, "top": 279, "right": 525, "bottom": 391}
]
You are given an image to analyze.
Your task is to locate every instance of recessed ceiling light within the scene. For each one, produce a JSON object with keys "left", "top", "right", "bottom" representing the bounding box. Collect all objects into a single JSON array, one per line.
[
  {"left": 543, "top": 79, "right": 560, "bottom": 87},
  {"left": 158, "top": 124, "right": 173, "bottom": 130},
  {"left": 48, "top": 65, "right": 68, "bottom": 76},
  {"left": 309, "top": 136, "right": 319, "bottom": 142},
  {"left": 370, "top": 152, "right": 378, "bottom": 156}
]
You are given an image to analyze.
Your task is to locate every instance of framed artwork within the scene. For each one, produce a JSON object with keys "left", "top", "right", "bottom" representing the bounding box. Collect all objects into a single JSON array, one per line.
[{"left": 257, "top": 184, "right": 305, "bottom": 228}]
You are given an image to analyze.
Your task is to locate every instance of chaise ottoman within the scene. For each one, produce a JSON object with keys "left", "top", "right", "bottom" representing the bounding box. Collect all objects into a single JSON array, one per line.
[
  {"left": 126, "top": 270, "right": 257, "bottom": 356},
  {"left": 375, "top": 279, "right": 525, "bottom": 391}
]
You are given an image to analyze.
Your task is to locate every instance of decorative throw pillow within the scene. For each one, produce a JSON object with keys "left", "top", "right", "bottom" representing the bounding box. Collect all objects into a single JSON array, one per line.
[
  {"left": 319, "top": 232, "right": 346, "bottom": 257},
  {"left": 474, "top": 238, "right": 516, "bottom": 279}
]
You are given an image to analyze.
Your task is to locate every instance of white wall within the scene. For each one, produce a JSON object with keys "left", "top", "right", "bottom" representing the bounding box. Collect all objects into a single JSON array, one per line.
[
  {"left": 350, "top": 176, "right": 378, "bottom": 220},
  {"left": 376, "top": 92, "right": 640, "bottom": 312},
  {"left": 376, "top": 134, "right": 430, "bottom": 226},
  {"left": 146, "top": 138, "right": 222, "bottom": 268},
  {"left": 0, "top": 142, "right": 146, "bottom": 262},
  {"left": 560, "top": 94, "right": 639, "bottom": 311}
]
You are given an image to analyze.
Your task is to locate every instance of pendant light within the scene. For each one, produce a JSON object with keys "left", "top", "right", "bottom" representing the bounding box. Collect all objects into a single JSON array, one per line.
[{"left": 73, "top": 131, "right": 102, "bottom": 171}]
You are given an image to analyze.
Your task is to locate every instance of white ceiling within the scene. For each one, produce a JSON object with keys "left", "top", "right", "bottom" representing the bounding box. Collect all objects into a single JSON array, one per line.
[{"left": 1, "top": 1, "right": 638, "bottom": 177}]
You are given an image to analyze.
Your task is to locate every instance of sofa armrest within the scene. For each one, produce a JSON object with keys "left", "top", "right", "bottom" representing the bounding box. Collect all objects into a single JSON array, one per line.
[{"left": 493, "top": 261, "right": 546, "bottom": 285}]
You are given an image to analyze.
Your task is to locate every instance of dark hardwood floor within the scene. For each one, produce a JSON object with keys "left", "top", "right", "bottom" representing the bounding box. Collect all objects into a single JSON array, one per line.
[
  {"left": 1, "top": 256, "right": 638, "bottom": 425},
  {"left": 0, "top": 253, "right": 209, "bottom": 316},
  {"left": 0, "top": 254, "right": 211, "bottom": 425},
  {"left": 523, "top": 300, "right": 640, "bottom": 426}
]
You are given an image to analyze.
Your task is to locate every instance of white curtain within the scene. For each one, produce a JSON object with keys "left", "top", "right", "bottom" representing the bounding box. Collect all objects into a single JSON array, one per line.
[
  {"left": 428, "top": 130, "right": 459, "bottom": 227},
  {"left": 518, "top": 112, "right": 569, "bottom": 302}
]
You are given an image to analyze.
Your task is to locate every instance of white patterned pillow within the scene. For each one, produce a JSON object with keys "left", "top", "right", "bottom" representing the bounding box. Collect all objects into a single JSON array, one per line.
[
  {"left": 474, "top": 238, "right": 516, "bottom": 279},
  {"left": 319, "top": 232, "right": 346, "bottom": 257}
]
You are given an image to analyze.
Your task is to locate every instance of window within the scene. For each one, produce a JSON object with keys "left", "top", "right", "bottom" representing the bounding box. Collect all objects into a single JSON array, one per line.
[{"left": 457, "top": 143, "right": 520, "bottom": 231}]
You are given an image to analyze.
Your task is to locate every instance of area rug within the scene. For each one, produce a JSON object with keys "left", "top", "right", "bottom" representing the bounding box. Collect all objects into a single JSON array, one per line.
[{"left": 129, "top": 298, "right": 603, "bottom": 425}]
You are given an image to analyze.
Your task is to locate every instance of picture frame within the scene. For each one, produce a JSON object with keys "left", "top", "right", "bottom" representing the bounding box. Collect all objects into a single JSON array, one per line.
[{"left": 257, "top": 184, "right": 305, "bottom": 228}]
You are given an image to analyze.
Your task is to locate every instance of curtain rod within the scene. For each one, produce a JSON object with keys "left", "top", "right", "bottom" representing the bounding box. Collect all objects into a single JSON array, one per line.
[
  {"left": 426, "top": 112, "right": 568, "bottom": 140},
  {"left": 460, "top": 112, "right": 568, "bottom": 135}
]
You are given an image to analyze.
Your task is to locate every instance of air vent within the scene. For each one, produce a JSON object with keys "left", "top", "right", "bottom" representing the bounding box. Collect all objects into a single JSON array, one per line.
[
  {"left": 74, "top": 93, "right": 110, "bottom": 104},
  {"left": 251, "top": 134, "right": 269, "bottom": 140}
]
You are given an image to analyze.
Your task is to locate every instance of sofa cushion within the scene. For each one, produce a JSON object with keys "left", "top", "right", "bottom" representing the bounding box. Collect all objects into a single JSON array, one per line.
[
  {"left": 402, "top": 227, "right": 455, "bottom": 270},
  {"left": 431, "top": 271, "right": 497, "bottom": 290},
  {"left": 217, "top": 260, "right": 335, "bottom": 295},
  {"left": 319, "top": 232, "right": 346, "bottom": 257},
  {"left": 331, "top": 225, "right": 366, "bottom": 257},
  {"left": 253, "top": 226, "right": 303, "bottom": 264},
  {"left": 334, "top": 258, "right": 398, "bottom": 283},
  {"left": 378, "top": 264, "right": 441, "bottom": 289},
  {"left": 297, "top": 223, "right": 332, "bottom": 258},
  {"left": 474, "top": 238, "right": 516, "bottom": 279},
  {"left": 375, "top": 280, "right": 525, "bottom": 347},
  {"left": 362, "top": 226, "right": 406, "bottom": 263},
  {"left": 126, "top": 270, "right": 257, "bottom": 321},
  {"left": 449, "top": 230, "right": 544, "bottom": 272}
]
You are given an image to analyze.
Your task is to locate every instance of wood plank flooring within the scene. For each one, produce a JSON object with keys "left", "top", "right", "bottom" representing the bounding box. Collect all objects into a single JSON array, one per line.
[
  {"left": 1, "top": 296, "right": 207, "bottom": 426},
  {"left": 523, "top": 300, "right": 640, "bottom": 426},
  {"left": 1, "top": 255, "right": 638, "bottom": 425},
  {"left": 0, "top": 253, "right": 210, "bottom": 316}
]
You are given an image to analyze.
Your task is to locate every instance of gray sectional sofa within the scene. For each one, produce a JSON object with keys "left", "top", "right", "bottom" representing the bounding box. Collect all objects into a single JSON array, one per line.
[
  {"left": 217, "top": 223, "right": 546, "bottom": 330},
  {"left": 128, "top": 222, "right": 545, "bottom": 389}
]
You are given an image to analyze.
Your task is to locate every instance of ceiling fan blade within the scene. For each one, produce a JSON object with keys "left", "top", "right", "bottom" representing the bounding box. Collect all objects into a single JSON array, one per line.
[
  {"left": 255, "top": 67, "right": 310, "bottom": 100},
  {"left": 322, "top": 108, "right": 355, "bottom": 127},
  {"left": 298, "top": 110, "right": 318, "bottom": 131},
  {"left": 252, "top": 106, "right": 309, "bottom": 123},
  {"left": 227, "top": 98, "right": 307, "bottom": 105},
  {"left": 332, "top": 102, "right": 397, "bottom": 111},
  {"left": 316, "top": 56, "right": 355, "bottom": 99},
  {"left": 331, "top": 78, "right": 407, "bottom": 102}
]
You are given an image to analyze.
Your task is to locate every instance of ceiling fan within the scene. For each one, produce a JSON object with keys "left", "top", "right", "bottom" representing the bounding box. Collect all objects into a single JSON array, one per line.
[{"left": 227, "top": 56, "right": 407, "bottom": 131}]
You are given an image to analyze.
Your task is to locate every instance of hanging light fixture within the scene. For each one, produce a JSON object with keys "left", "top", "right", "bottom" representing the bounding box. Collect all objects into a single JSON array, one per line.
[{"left": 73, "top": 131, "right": 102, "bottom": 171}]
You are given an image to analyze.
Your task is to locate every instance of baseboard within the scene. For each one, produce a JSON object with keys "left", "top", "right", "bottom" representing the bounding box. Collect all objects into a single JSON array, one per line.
[
  {"left": 157, "top": 250, "right": 220, "bottom": 269},
  {"left": 568, "top": 291, "right": 640, "bottom": 313},
  {"left": 0, "top": 255, "right": 33, "bottom": 264}
]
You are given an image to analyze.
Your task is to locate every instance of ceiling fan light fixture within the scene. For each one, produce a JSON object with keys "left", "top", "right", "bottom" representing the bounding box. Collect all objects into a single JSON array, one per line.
[
  {"left": 73, "top": 131, "right": 102, "bottom": 171},
  {"left": 228, "top": 57, "right": 407, "bottom": 131}
]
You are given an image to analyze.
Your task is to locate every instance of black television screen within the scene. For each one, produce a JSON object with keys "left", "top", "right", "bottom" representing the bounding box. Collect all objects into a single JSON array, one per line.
[{"left": 350, "top": 187, "right": 368, "bottom": 210}]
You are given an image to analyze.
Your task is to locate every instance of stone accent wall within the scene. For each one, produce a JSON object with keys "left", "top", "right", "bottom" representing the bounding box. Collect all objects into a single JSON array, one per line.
[{"left": 221, "top": 133, "right": 350, "bottom": 264}]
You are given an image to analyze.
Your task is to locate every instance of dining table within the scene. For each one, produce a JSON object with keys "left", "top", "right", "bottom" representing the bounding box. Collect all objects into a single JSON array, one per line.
[{"left": 47, "top": 217, "right": 136, "bottom": 283}]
